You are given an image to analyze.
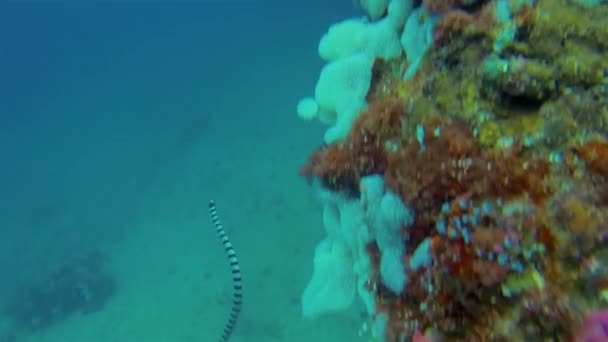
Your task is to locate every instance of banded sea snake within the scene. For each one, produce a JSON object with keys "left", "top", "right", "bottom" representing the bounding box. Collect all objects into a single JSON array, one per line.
[{"left": 208, "top": 200, "right": 243, "bottom": 342}]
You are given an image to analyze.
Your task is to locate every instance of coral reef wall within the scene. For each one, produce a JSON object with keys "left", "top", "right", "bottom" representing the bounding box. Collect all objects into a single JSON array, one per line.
[{"left": 298, "top": 0, "right": 608, "bottom": 341}]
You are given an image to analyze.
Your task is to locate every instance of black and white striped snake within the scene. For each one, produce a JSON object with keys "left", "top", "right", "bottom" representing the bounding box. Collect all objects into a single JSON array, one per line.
[{"left": 208, "top": 200, "right": 243, "bottom": 342}]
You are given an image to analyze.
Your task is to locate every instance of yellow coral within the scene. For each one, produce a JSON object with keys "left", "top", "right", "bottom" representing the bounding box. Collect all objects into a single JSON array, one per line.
[
  {"left": 479, "top": 121, "right": 501, "bottom": 147},
  {"left": 502, "top": 115, "right": 544, "bottom": 140}
]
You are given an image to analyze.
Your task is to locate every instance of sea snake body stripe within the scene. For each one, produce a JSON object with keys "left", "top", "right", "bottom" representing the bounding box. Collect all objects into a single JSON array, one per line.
[{"left": 208, "top": 200, "right": 242, "bottom": 342}]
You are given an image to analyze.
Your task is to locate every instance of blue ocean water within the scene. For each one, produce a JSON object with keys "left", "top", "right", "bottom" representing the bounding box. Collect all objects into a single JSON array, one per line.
[{"left": 0, "top": 2, "right": 359, "bottom": 341}]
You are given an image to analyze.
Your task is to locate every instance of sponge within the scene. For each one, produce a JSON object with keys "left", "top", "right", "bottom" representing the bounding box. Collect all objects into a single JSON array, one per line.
[
  {"left": 301, "top": 239, "right": 357, "bottom": 319},
  {"left": 359, "top": 0, "right": 390, "bottom": 20},
  {"left": 302, "top": 176, "right": 415, "bottom": 320},
  {"left": 296, "top": 97, "right": 319, "bottom": 120},
  {"left": 314, "top": 53, "right": 375, "bottom": 144},
  {"left": 318, "top": 18, "right": 402, "bottom": 62},
  {"left": 361, "top": 176, "right": 414, "bottom": 294},
  {"left": 386, "top": 0, "right": 413, "bottom": 30},
  {"left": 380, "top": 246, "right": 408, "bottom": 293},
  {"left": 401, "top": 7, "right": 441, "bottom": 79}
]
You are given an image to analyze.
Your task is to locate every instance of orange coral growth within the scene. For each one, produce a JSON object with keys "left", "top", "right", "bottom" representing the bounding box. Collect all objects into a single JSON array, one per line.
[
  {"left": 535, "top": 223, "right": 556, "bottom": 253},
  {"left": 433, "top": 10, "right": 475, "bottom": 46},
  {"left": 574, "top": 140, "right": 608, "bottom": 174},
  {"left": 441, "top": 240, "right": 476, "bottom": 278},
  {"left": 351, "top": 97, "right": 406, "bottom": 145},
  {"left": 384, "top": 121, "right": 485, "bottom": 209},
  {"left": 300, "top": 97, "right": 407, "bottom": 194},
  {"left": 471, "top": 227, "right": 509, "bottom": 251},
  {"left": 485, "top": 152, "right": 551, "bottom": 204},
  {"left": 423, "top": 0, "right": 457, "bottom": 14},
  {"left": 301, "top": 115, "right": 554, "bottom": 277},
  {"left": 473, "top": 260, "right": 509, "bottom": 287},
  {"left": 433, "top": 236, "right": 509, "bottom": 288},
  {"left": 299, "top": 141, "right": 384, "bottom": 194},
  {"left": 472, "top": 0, "right": 501, "bottom": 32},
  {"left": 513, "top": 1, "right": 536, "bottom": 28},
  {"left": 383, "top": 120, "right": 551, "bottom": 212}
]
